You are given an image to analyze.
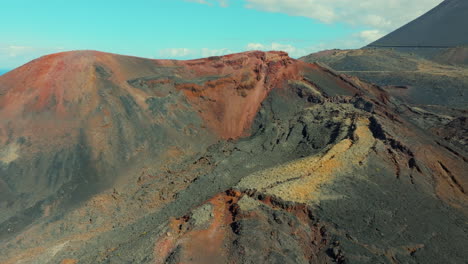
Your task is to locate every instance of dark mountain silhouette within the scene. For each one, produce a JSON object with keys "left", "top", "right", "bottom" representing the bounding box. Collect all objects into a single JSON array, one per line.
[{"left": 369, "top": 0, "right": 468, "bottom": 47}]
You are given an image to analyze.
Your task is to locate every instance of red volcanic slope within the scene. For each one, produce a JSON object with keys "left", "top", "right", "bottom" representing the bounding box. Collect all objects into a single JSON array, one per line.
[
  {"left": 0, "top": 51, "right": 160, "bottom": 117},
  {"left": 173, "top": 51, "right": 306, "bottom": 139},
  {"left": 0, "top": 50, "right": 360, "bottom": 142},
  {"left": 0, "top": 50, "right": 370, "bottom": 245},
  {"left": 1, "top": 50, "right": 468, "bottom": 264},
  {"left": 0, "top": 50, "right": 370, "bottom": 213}
]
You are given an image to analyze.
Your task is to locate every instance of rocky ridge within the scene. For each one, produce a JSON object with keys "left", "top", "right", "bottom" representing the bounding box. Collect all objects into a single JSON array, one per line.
[{"left": 0, "top": 50, "right": 466, "bottom": 263}]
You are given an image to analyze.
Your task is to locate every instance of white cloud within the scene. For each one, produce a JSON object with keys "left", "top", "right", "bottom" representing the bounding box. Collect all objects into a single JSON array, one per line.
[
  {"left": 185, "top": 0, "right": 228, "bottom": 7},
  {"left": 246, "top": 0, "right": 443, "bottom": 31},
  {"left": 3, "top": 45, "right": 34, "bottom": 57},
  {"left": 157, "top": 47, "right": 234, "bottom": 59},
  {"left": 270, "top": 43, "right": 299, "bottom": 55},
  {"left": 189, "top": 0, "right": 442, "bottom": 32},
  {"left": 245, "top": 30, "right": 391, "bottom": 58},
  {"left": 201, "top": 48, "right": 232, "bottom": 57},
  {"left": 357, "top": 30, "right": 385, "bottom": 43},
  {"left": 246, "top": 42, "right": 315, "bottom": 57},
  {"left": 0, "top": 44, "right": 65, "bottom": 69},
  {"left": 0, "top": 45, "right": 63, "bottom": 58},
  {"left": 246, "top": 43, "right": 265, "bottom": 50},
  {"left": 158, "top": 48, "right": 193, "bottom": 58},
  {"left": 186, "top": 0, "right": 443, "bottom": 55}
]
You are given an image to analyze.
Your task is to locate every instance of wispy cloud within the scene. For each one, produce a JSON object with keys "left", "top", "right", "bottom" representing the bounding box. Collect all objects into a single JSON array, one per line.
[
  {"left": 357, "top": 30, "right": 385, "bottom": 43},
  {"left": 185, "top": 0, "right": 228, "bottom": 7},
  {"left": 2, "top": 45, "right": 34, "bottom": 57},
  {"left": 246, "top": 42, "right": 307, "bottom": 57},
  {"left": 188, "top": 0, "right": 442, "bottom": 51},
  {"left": 189, "top": 0, "right": 442, "bottom": 32},
  {"left": 158, "top": 48, "right": 194, "bottom": 58},
  {"left": 0, "top": 44, "right": 65, "bottom": 69},
  {"left": 157, "top": 47, "right": 233, "bottom": 59},
  {"left": 155, "top": 28, "right": 391, "bottom": 60},
  {"left": 245, "top": 28, "right": 388, "bottom": 58},
  {"left": 201, "top": 48, "right": 233, "bottom": 57}
]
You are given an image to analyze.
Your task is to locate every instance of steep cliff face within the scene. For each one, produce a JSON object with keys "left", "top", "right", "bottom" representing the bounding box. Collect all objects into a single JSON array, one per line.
[{"left": 0, "top": 51, "right": 467, "bottom": 264}]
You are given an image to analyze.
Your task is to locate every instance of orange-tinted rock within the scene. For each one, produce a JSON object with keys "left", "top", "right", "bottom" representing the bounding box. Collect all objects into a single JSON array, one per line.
[
  {"left": 61, "top": 259, "right": 78, "bottom": 264},
  {"left": 154, "top": 191, "right": 332, "bottom": 263}
]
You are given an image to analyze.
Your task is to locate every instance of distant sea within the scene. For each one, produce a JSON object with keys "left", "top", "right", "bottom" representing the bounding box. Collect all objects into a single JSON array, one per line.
[{"left": 0, "top": 69, "right": 10, "bottom": 76}]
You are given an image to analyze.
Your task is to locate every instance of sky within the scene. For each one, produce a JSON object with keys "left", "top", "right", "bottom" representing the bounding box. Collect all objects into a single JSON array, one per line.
[{"left": 0, "top": 0, "right": 443, "bottom": 71}]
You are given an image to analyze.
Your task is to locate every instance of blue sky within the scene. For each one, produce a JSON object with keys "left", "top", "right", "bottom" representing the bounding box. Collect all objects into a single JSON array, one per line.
[{"left": 0, "top": 0, "right": 442, "bottom": 71}]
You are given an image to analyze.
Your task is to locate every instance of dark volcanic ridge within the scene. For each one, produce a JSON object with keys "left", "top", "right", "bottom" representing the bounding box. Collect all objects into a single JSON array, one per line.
[
  {"left": 369, "top": 0, "right": 468, "bottom": 48},
  {"left": 0, "top": 50, "right": 467, "bottom": 264}
]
